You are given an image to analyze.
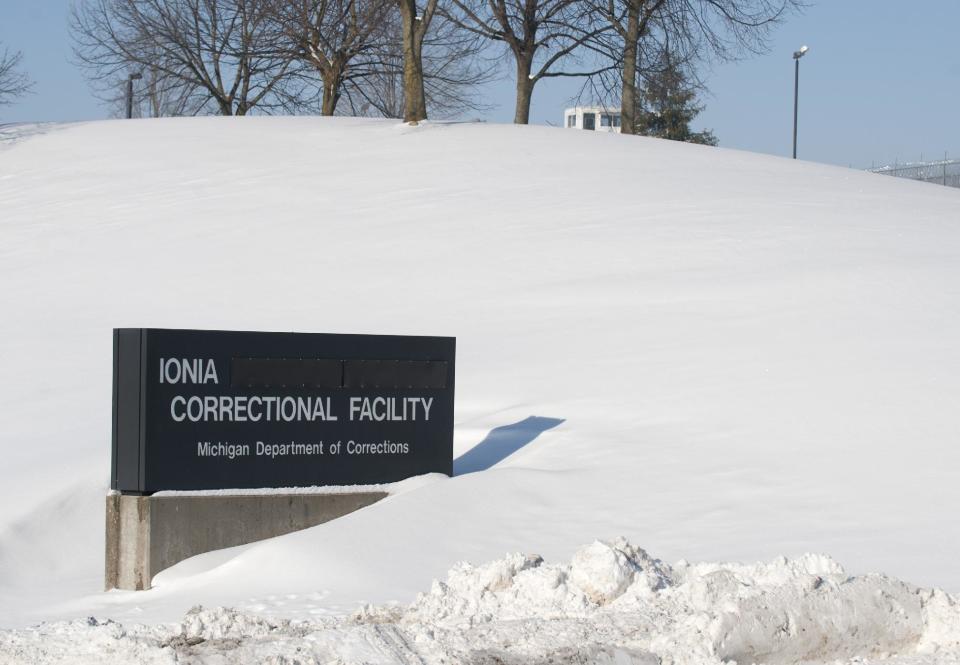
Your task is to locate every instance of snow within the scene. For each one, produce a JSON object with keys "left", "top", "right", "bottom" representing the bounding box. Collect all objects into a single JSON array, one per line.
[
  {"left": 2, "top": 541, "right": 959, "bottom": 664},
  {"left": 1, "top": 116, "right": 959, "bottom": 661},
  {"left": 149, "top": 474, "right": 435, "bottom": 498}
]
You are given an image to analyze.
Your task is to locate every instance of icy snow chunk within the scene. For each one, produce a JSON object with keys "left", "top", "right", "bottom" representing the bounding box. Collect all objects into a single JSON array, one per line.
[
  {"left": 918, "top": 588, "right": 960, "bottom": 653},
  {"left": 472, "top": 552, "right": 544, "bottom": 593},
  {"left": 569, "top": 540, "right": 638, "bottom": 605},
  {"left": 673, "top": 552, "right": 848, "bottom": 610},
  {"left": 404, "top": 550, "right": 602, "bottom": 626},
  {"left": 711, "top": 574, "right": 924, "bottom": 664},
  {"left": 0, "top": 617, "right": 175, "bottom": 665},
  {"left": 569, "top": 538, "right": 672, "bottom": 605},
  {"left": 179, "top": 605, "right": 289, "bottom": 641}
]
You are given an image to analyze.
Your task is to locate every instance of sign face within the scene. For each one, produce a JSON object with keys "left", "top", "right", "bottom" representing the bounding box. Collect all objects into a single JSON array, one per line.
[{"left": 111, "top": 329, "right": 455, "bottom": 494}]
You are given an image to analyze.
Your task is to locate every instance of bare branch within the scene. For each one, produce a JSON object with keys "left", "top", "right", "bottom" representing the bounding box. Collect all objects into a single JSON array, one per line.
[
  {"left": 70, "top": 0, "right": 300, "bottom": 116},
  {"left": 442, "top": 0, "right": 613, "bottom": 123},
  {"left": 0, "top": 46, "right": 34, "bottom": 108}
]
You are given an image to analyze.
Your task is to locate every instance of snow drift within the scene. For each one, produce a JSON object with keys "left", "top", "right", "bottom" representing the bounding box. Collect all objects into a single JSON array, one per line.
[{"left": 0, "top": 117, "right": 959, "bottom": 651}]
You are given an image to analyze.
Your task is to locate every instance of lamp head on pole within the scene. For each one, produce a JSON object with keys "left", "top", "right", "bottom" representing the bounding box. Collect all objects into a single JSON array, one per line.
[
  {"left": 130, "top": 72, "right": 143, "bottom": 81},
  {"left": 793, "top": 45, "right": 809, "bottom": 59}
]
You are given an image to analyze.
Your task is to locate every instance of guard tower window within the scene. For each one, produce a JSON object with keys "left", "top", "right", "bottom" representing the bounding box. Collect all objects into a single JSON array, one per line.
[
  {"left": 601, "top": 114, "right": 612, "bottom": 127},
  {"left": 612, "top": 115, "right": 621, "bottom": 128},
  {"left": 583, "top": 113, "right": 596, "bottom": 130},
  {"left": 567, "top": 114, "right": 577, "bottom": 128}
]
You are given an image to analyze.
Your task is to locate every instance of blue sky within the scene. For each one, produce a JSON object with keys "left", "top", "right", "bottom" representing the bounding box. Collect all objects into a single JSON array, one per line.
[{"left": 2, "top": 1, "right": 958, "bottom": 168}]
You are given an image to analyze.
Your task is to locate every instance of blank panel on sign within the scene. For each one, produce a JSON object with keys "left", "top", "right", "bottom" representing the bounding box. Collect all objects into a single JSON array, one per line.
[
  {"left": 231, "top": 358, "right": 342, "bottom": 389},
  {"left": 343, "top": 360, "right": 448, "bottom": 389}
]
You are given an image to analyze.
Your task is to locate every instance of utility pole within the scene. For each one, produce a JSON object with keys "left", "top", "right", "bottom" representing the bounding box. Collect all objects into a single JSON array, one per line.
[
  {"left": 126, "top": 72, "right": 143, "bottom": 119},
  {"left": 792, "top": 45, "right": 808, "bottom": 159}
]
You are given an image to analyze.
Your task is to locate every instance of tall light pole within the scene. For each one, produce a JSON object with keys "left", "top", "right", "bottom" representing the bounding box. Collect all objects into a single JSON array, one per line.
[
  {"left": 792, "top": 45, "right": 808, "bottom": 159},
  {"left": 126, "top": 72, "right": 143, "bottom": 119}
]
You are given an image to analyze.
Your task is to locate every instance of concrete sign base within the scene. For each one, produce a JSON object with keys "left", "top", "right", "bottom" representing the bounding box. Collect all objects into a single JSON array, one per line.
[{"left": 105, "top": 491, "right": 386, "bottom": 590}]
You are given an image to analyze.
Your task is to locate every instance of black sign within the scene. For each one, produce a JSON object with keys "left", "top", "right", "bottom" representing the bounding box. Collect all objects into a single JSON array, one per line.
[{"left": 111, "top": 329, "right": 455, "bottom": 494}]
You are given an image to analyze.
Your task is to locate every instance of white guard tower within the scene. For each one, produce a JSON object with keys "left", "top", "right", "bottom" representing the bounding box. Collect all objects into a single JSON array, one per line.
[{"left": 564, "top": 106, "right": 622, "bottom": 133}]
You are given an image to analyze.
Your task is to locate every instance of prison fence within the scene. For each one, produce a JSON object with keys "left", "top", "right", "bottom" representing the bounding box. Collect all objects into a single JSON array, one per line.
[{"left": 868, "top": 159, "right": 960, "bottom": 188}]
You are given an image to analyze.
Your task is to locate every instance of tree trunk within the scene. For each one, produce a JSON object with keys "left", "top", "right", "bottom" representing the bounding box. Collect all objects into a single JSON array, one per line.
[
  {"left": 513, "top": 56, "right": 534, "bottom": 124},
  {"left": 620, "top": 3, "right": 640, "bottom": 135},
  {"left": 399, "top": 0, "right": 428, "bottom": 123},
  {"left": 321, "top": 73, "right": 340, "bottom": 116}
]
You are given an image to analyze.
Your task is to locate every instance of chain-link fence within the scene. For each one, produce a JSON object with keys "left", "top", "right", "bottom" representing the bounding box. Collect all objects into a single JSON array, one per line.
[{"left": 868, "top": 159, "right": 960, "bottom": 188}]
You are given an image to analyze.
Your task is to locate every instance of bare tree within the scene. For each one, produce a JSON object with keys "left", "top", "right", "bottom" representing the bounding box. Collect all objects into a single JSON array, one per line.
[
  {"left": 137, "top": 69, "right": 206, "bottom": 116},
  {"left": 103, "top": 67, "right": 204, "bottom": 117},
  {"left": 417, "top": 14, "right": 493, "bottom": 117},
  {"left": 589, "top": 0, "right": 665, "bottom": 133},
  {"left": 339, "top": 13, "right": 491, "bottom": 119},
  {"left": 0, "top": 46, "right": 33, "bottom": 109},
  {"left": 70, "top": 0, "right": 298, "bottom": 116},
  {"left": 392, "top": 0, "right": 442, "bottom": 122},
  {"left": 588, "top": 0, "right": 802, "bottom": 134},
  {"left": 442, "top": 0, "right": 612, "bottom": 124},
  {"left": 266, "top": 0, "right": 391, "bottom": 116}
]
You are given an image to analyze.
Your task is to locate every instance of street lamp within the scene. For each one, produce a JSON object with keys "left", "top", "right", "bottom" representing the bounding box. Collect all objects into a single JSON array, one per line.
[
  {"left": 126, "top": 72, "right": 143, "bottom": 120},
  {"left": 792, "top": 45, "right": 808, "bottom": 159}
]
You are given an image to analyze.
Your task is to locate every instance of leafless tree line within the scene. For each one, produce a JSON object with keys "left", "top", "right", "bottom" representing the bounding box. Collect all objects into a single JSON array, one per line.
[{"left": 69, "top": 0, "right": 801, "bottom": 126}]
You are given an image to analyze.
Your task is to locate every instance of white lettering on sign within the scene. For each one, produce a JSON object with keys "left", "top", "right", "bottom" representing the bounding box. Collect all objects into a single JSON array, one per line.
[
  {"left": 196, "top": 441, "right": 250, "bottom": 459},
  {"left": 160, "top": 358, "right": 219, "bottom": 385},
  {"left": 170, "top": 395, "right": 434, "bottom": 423},
  {"left": 255, "top": 441, "right": 325, "bottom": 458},
  {"left": 171, "top": 395, "right": 338, "bottom": 423},
  {"left": 348, "top": 396, "right": 434, "bottom": 421},
  {"left": 347, "top": 439, "right": 410, "bottom": 454}
]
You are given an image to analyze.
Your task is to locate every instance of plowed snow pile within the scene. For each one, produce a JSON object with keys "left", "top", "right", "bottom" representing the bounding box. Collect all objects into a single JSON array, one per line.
[{"left": 3, "top": 540, "right": 959, "bottom": 664}]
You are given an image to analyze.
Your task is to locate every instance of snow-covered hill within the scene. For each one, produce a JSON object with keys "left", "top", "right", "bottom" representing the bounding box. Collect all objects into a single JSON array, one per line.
[{"left": 0, "top": 118, "right": 959, "bottom": 662}]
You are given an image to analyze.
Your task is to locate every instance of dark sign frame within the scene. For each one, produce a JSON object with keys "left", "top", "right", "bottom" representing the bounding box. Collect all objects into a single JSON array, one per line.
[{"left": 111, "top": 329, "right": 455, "bottom": 494}]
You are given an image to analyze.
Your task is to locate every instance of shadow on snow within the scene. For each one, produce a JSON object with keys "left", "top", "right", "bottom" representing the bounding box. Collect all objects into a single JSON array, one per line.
[{"left": 454, "top": 416, "right": 565, "bottom": 476}]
